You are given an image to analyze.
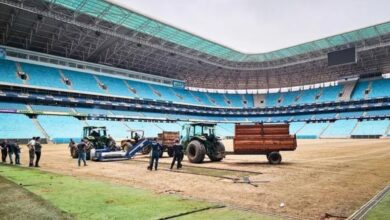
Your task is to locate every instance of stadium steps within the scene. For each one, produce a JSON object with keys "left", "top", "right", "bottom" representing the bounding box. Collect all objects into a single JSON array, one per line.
[
  {"left": 339, "top": 80, "right": 357, "bottom": 101},
  {"left": 31, "top": 118, "right": 52, "bottom": 144},
  {"left": 147, "top": 84, "right": 162, "bottom": 99},
  {"left": 385, "top": 124, "right": 390, "bottom": 137},
  {"left": 222, "top": 94, "right": 232, "bottom": 107},
  {"left": 25, "top": 104, "right": 33, "bottom": 113},
  {"left": 205, "top": 93, "right": 218, "bottom": 106},
  {"left": 364, "top": 81, "right": 373, "bottom": 99},
  {"left": 123, "top": 81, "right": 139, "bottom": 97},
  {"left": 92, "top": 75, "right": 108, "bottom": 94},
  {"left": 58, "top": 69, "right": 73, "bottom": 90},
  {"left": 15, "top": 62, "right": 28, "bottom": 85},
  {"left": 349, "top": 121, "right": 361, "bottom": 135},
  {"left": 319, "top": 123, "right": 332, "bottom": 138},
  {"left": 69, "top": 108, "right": 78, "bottom": 114},
  {"left": 253, "top": 94, "right": 266, "bottom": 108},
  {"left": 188, "top": 91, "right": 204, "bottom": 105}
]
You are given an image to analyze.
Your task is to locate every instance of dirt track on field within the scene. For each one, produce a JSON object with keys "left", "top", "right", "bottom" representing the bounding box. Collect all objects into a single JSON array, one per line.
[{"left": 18, "top": 139, "right": 390, "bottom": 219}]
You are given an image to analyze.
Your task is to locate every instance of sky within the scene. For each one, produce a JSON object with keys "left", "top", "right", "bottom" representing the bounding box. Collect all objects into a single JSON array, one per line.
[{"left": 108, "top": 0, "right": 390, "bottom": 53}]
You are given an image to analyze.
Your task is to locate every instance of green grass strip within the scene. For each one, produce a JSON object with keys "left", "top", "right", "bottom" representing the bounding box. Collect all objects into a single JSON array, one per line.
[
  {"left": 0, "top": 165, "right": 278, "bottom": 220},
  {"left": 364, "top": 191, "right": 390, "bottom": 220}
]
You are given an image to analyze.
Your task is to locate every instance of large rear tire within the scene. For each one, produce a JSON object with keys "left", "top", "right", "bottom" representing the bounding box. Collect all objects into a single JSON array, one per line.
[
  {"left": 267, "top": 152, "right": 282, "bottom": 164},
  {"left": 186, "top": 140, "right": 206, "bottom": 163},
  {"left": 208, "top": 141, "right": 225, "bottom": 162}
]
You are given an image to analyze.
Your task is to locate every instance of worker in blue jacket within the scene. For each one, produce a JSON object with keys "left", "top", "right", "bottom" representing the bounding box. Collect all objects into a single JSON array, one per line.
[
  {"left": 170, "top": 139, "right": 183, "bottom": 169},
  {"left": 148, "top": 138, "right": 162, "bottom": 171}
]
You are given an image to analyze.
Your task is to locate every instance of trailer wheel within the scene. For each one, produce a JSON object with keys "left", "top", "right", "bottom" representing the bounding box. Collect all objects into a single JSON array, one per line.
[
  {"left": 167, "top": 148, "right": 174, "bottom": 157},
  {"left": 267, "top": 152, "right": 282, "bottom": 164},
  {"left": 186, "top": 140, "right": 206, "bottom": 163},
  {"left": 208, "top": 141, "right": 225, "bottom": 162}
]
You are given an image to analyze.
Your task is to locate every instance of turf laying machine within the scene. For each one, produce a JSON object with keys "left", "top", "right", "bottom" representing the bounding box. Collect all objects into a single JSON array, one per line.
[{"left": 70, "top": 126, "right": 156, "bottom": 162}]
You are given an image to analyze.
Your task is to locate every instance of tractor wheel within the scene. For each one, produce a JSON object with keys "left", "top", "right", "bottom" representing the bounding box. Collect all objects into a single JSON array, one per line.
[
  {"left": 186, "top": 140, "right": 206, "bottom": 163},
  {"left": 267, "top": 152, "right": 282, "bottom": 165},
  {"left": 71, "top": 147, "right": 78, "bottom": 159},
  {"left": 167, "top": 148, "right": 174, "bottom": 157},
  {"left": 208, "top": 141, "right": 225, "bottom": 162},
  {"left": 141, "top": 146, "right": 151, "bottom": 155}
]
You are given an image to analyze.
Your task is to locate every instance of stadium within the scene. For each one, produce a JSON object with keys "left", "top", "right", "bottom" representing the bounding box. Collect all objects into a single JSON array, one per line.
[{"left": 0, "top": 0, "right": 389, "bottom": 219}]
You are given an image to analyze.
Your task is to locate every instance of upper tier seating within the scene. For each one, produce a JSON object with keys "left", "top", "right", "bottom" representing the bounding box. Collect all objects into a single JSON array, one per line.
[
  {"left": 225, "top": 94, "right": 245, "bottom": 107},
  {"left": 149, "top": 84, "right": 180, "bottom": 102},
  {"left": 207, "top": 93, "right": 228, "bottom": 106},
  {"left": 171, "top": 88, "right": 199, "bottom": 105},
  {"left": 0, "top": 60, "right": 23, "bottom": 84},
  {"left": 62, "top": 70, "right": 102, "bottom": 93},
  {"left": 0, "top": 113, "right": 42, "bottom": 138},
  {"left": 21, "top": 63, "right": 67, "bottom": 89},
  {"left": 282, "top": 90, "right": 301, "bottom": 106},
  {"left": 351, "top": 81, "right": 369, "bottom": 100},
  {"left": 369, "top": 79, "right": 390, "bottom": 98},
  {"left": 126, "top": 80, "right": 157, "bottom": 100},
  {"left": 97, "top": 75, "right": 132, "bottom": 97},
  {"left": 297, "top": 88, "right": 319, "bottom": 104},
  {"left": 265, "top": 93, "right": 281, "bottom": 107},
  {"left": 317, "top": 85, "right": 343, "bottom": 103}
]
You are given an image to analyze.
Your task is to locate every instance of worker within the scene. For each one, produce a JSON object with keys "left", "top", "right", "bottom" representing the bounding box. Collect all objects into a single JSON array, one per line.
[
  {"left": 27, "top": 137, "right": 36, "bottom": 167},
  {"left": 34, "top": 137, "right": 42, "bottom": 167},
  {"left": 77, "top": 139, "right": 88, "bottom": 167},
  {"left": 90, "top": 129, "right": 100, "bottom": 138},
  {"left": 170, "top": 139, "right": 183, "bottom": 169},
  {"left": 133, "top": 132, "right": 140, "bottom": 143},
  {"left": 148, "top": 138, "right": 162, "bottom": 171},
  {"left": 7, "top": 140, "right": 13, "bottom": 165},
  {"left": 13, "top": 140, "right": 21, "bottom": 165},
  {"left": 0, "top": 139, "right": 7, "bottom": 163}
]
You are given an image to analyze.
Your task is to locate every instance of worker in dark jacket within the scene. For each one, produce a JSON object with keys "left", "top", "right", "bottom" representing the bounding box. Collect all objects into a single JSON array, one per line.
[
  {"left": 27, "top": 137, "right": 36, "bottom": 167},
  {"left": 13, "top": 140, "right": 21, "bottom": 165},
  {"left": 0, "top": 140, "right": 7, "bottom": 163},
  {"left": 170, "top": 139, "right": 183, "bottom": 169},
  {"left": 148, "top": 138, "right": 162, "bottom": 171},
  {"left": 34, "top": 137, "right": 42, "bottom": 167}
]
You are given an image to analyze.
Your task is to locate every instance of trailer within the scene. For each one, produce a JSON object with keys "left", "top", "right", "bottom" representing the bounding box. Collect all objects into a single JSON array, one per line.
[
  {"left": 233, "top": 123, "right": 297, "bottom": 164},
  {"left": 157, "top": 131, "right": 180, "bottom": 157}
]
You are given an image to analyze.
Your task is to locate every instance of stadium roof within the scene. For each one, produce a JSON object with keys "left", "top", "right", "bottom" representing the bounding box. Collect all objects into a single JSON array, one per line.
[
  {"left": 1, "top": 0, "right": 390, "bottom": 90},
  {"left": 51, "top": 0, "right": 390, "bottom": 63}
]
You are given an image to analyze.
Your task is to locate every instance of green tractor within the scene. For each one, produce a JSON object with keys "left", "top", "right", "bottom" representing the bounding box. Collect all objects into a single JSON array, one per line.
[
  {"left": 182, "top": 123, "right": 225, "bottom": 163},
  {"left": 69, "top": 126, "right": 109, "bottom": 159}
]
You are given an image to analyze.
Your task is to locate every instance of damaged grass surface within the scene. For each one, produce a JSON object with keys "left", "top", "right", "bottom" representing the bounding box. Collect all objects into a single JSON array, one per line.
[{"left": 0, "top": 165, "right": 278, "bottom": 220}]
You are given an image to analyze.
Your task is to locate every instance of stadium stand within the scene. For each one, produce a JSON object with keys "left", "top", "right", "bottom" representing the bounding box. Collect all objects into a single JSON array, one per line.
[
  {"left": 317, "top": 85, "right": 343, "bottom": 102},
  {"left": 21, "top": 63, "right": 68, "bottom": 89},
  {"left": 37, "top": 115, "right": 84, "bottom": 143},
  {"left": 96, "top": 75, "right": 132, "bottom": 97},
  {"left": 31, "top": 105, "right": 72, "bottom": 113},
  {"left": 0, "top": 102, "right": 27, "bottom": 110},
  {"left": 297, "top": 88, "right": 319, "bottom": 104},
  {"left": 321, "top": 119, "right": 358, "bottom": 138},
  {"left": 296, "top": 122, "right": 329, "bottom": 139},
  {"left": 369, "top": 79, "right": 390, "bottom": 98},
  {"left": 0, "top": 59, "right": 23, "bottom": 84},
  {"left": 0, "top": 113, "right": 43, "bottom": 139},
  {"left": 351, "top": 119, "right": 390, "bottom": 136},
  {"left": 62, "top": 69, "right": 103, "bottom": 94},
  {"left": 351, "top": 81, "right": 370, "bottom": 100}
]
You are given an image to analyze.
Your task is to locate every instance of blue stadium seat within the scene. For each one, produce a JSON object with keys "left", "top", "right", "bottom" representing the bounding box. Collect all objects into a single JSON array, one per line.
[
  {"left": 126, "top": 80, "right": 157, "bottom": 100},
  {"left": 0, "top": 60, "right": 23, "bottom": 84},
  {"left": 321, "top": 119, "right": 357, "bottom": 138},
  {"left": 149, "top": 84, "right": 180, "bottom": 102},
  {"left": 289, "top": 122, "right": 305, "bottom": 134},
  {"left": 369, "top": 79, "right": 390, "bottom": 98},
  {"left": 21, "top": 63, "right": 67, "bottom": 89},
  {"left": 297, "top": 89, "right": 319, "bottom": 104},
  {"left": 291, "top": 114, "right": 313, "bottom": 121},
  {"left": 31, "top": 105, "right": 72, "bottom": 113},
  {"left": 97, "top": 75, "right": 133, "bottom": 97},
  {"left": 265, "top": 93, "right": 281, "bottom": 107},
  {"left": 338, "top": 111, "right": 363, "bottom": 118},
  {"left": 38, "top": 115, "right": 83, "bottom": 142},
  {"left": 270, "top": 115, "right": 292, "bottom": 122},
  {"left": 190, "top": 91, "right": 214, "bottom": 106},
  {"left": 351, "top": 119, "right": 389, "bottom": 136},
  {"left": 172, "top": 88, "right": 200, "bottom": 105},
  {"left": 225, "top": 94, "right": 245, "bottom": 107},
  {"left": 365, "top": 109, "right": 390, "bottom": 117},
  {"left": 207, "top": 93, "right": 228, "bottom": 106},
  {"left": 317, "top": 85, "right": 342, "bottom": 102},
  {"left": 351, "top": 81, "right": 369, "bottom": 100},
  {"left": 0, "top": 102, "right": 27, "bottom": 110},
  {"left": 62, "top": 70, "right": 102, "bottom": 94},
  {"left": 75, "top": 107, "right": 112, "bottom": 115},
  {"left": 313, "top": 113, "right": 335, "bottom": 120},
  {"left": 296, "top": 122, "right": 328, "bottom": 138},
  {"left": 0, "top": 113, "right": 43, "bottom": 138},
  {"left": 282, "top": 91, "right": 301, "bottom": 106}
]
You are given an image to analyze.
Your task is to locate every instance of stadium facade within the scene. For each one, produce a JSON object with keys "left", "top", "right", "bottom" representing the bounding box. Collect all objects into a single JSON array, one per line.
[{"left": 0, "top": 0, "right": 389, "bottom": 143}]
